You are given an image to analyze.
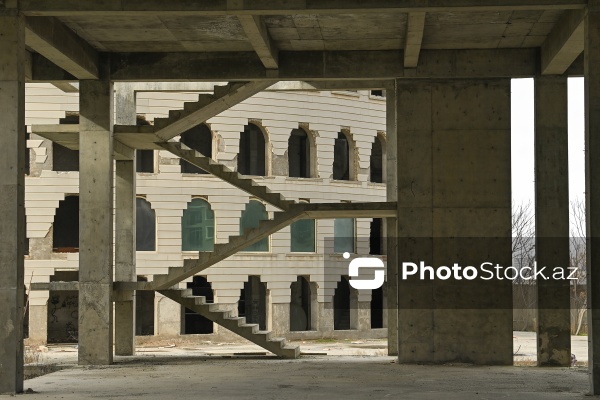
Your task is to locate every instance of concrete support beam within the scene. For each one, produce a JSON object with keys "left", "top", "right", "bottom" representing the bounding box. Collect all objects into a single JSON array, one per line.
[
  {"left": 397, "top": 79, "right": 512, "bottom": 364},
  {"left": 534, "top": 76, "right": 571, "bottom": 366},
  {"left": 78, "top": 78, "right": 114, "bottom": 365},
  {"left": 385, "top": 82, "right": 398, "bottom": 356},
  {"left": 238, "top": 15, "right": 279, "bottom": 69},
  {"left": 404, "top": 13, "right": 426, "bottom": 69},
  {"left": 541, "top": 10, "right": 585, "bottom": 75},
  {"left": 0, "top": 12, "right": 26, "bottom": 395},
  {"left": 25, "top": 17, "right": 99, "bottom": 79},
  {"left": 585, "top": 3, "right": 600, "bottom": 393}
]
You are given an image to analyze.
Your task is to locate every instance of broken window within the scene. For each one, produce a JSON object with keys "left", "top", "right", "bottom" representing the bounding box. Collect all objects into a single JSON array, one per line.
[
  {"left": 180, "top": 124, "right": 212, "bottom": 174},
  {"left": 53, "top": 143, "right": 79, "bottom": 172},
  {"left": 288, "top": 128, "right": 310, "bottom": 178},
  {"left": 183, "top": 276, "right": 214, "bottom": 334},
  {"left": 238, "top": 123, "right": 266, "bottom": 176},
  {"left": 136, "top": 198, "right": 156, "bottom": 251},
  {"left": 238, "top": 276, "right": 267, "bottom": 331},
  {"left": 182, "top": 198, "right": 214, "bottom": 251},
  {"left": 334, "top": 218, "right": 355, "bottom": 253},
  {"left": 240, "top": 200, "right": 269, "bottom": 252},
  {"left": 53, "top": 195, "right": 79, "bottom": 252},
  {"left": 333, "top": 132, "right": 350, "bottom": 180},
  {"left": 290, "top": 276, "right": 312, "bottom": 331},
  {"left": 369, "top": 218, "right": 383, "bottom": 255},
  {"left": 334, "top": 276, "right": 351, "bottom": 330},
  {"left": 370, "top": 136, "right": 384, "bottom": 183},
  {"left": 136, "top": 276, "right": 155, "bottom": 336}
]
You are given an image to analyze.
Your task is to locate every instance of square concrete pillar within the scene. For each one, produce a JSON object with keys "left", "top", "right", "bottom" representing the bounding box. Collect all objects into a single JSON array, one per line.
[
  {"left": 397, "top": 79, "right": 512, "bottom": 365},
  {"left": 534, "top": 76, "right": 570, "bottom": 366},
  {"left": 78, "top": 78, "right": 114, "bottom": 365},
  {"left": 0, "top": 12, "right": 25, "bottom": 395},
  {"left": 585, "top": 2, "right": 600, "bottom": 393},
  {"left": 386, "top": 82, "right": 399, "bottom": 356}
]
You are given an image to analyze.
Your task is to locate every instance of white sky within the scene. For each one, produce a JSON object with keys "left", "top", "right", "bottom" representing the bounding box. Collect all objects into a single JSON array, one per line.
[{"left": 511, "top": 78, "right": 585, "bottom": 206}]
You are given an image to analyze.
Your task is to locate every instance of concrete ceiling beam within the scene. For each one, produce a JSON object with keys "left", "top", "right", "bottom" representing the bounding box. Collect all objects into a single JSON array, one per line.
[
  {"left": 404, "top": 12, "right": 426, "bottom": 69},
  {"left": 25, "top": 17, "right": 99, "bottom": 79},
  {"left": 541, "top": 9, "right": 585, "bottom": 75},
  {"left": 238, "top": 15, "right": 279, "bottom": 69}
]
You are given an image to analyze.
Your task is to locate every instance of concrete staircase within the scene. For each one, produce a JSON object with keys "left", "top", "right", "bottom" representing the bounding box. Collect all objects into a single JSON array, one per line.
[
  {"left": 158, "top": 141, "right": 293, "bottom": 211},
  {"left": 160, "top": 288, "right": 300, "bottom": 359}
]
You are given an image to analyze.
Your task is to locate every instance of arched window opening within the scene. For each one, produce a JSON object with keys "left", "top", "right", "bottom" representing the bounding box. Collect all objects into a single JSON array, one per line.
[
  {"left": 136, "top": 198, "right": 156, "bottom": 251},
  {"left": 240, "top": 200, "right": 268, "bottom": 252},
  {"left": 53, "top": 196, "right": 79, "bottom": 252},
  {"left": 334, "top": 277, "right": 351, "bottom": 330},
  {"left": 238, "top": 276, "right": 267, "bottom": 330},
  {"left": 180, "top": 124, "right": 212, "bottom": 174},
  {"left": 183, "top": 276, "right": 214, "bottom": 334},
  {"left": 290, "top": 276, "right": 312, "bottom": 331},
  {"left": 334, "top": 218, "right": 355, "bottom": 254},
  {"left": 370, "top": 136, "right": 384, "bottom": 183},
  {"left": 371, "top": 286, "right": 384, "bottom": 329},
  {"left": 238, "top": 123, "right": 266, "bottom": 176},
  {"left": 288, "top": 128, "right": 310, "bottom": 178},
  {"left": 182, "top": 198, "right": 215, "bottom": 251},
  {"left": 333, "top": 132, "right": 351, "bottom": 180},
  {"left": 369, "top": 218, "right": 383, "bottom": 255}
]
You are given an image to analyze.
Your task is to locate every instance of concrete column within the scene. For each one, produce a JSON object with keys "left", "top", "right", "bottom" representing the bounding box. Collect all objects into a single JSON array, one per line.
[
  {"left": 585, "top": 3, "right": 600, "bottom": 393},
  {"left": 534, "top": 76, "right": 570, "bottom": 366},
  {"left": 386, "top": 82, "right": 398, "bottom": 356},
  {"left": 271, "top": 303, "right": 289, "bottom": 335},
  {"left": 0, "top": 12, "right": 25, "bottom": 394},
  {"left": 28, "top": 291, "right": 49, "bottom": 344},
  {"left": 114, "top": 84, "right": 137, "bottom": 356},
  {"left": 78, "top": 78, "right": 114, "bottom": 365},
  {"left": 397, "top": 79, "right": 512, "bottom": 364}
]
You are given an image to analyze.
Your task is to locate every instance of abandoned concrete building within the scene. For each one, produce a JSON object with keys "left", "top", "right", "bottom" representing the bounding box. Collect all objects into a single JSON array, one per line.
[{"left": 3, "top": 0, "right": 600, "bottom": 397}]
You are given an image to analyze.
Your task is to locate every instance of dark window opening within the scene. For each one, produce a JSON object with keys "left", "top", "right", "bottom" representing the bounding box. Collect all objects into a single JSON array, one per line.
[
  {"left": 136, "top": 276, "right": 155, "bottom": 336},
  {"left": 183, "top": 276, "right": 214, "bottom": 334},
  {"left": 23, "top": 290, "right": 29, "bottom": 339},
  {"left": 371, "top": 90, "right": 386, "bottom": 97},
  {"left": 53, "top": 143, "right": 79, "bottom": 172},
  {"left": 136, "top": 198, "right": 156, "bottom": 251},
  {"left": 24, "top": 213, "right": 29, "bottom": 256},
  {"left": 136, "top": 150, "right": 154, "bottom": 173},
  {"left": 240, "top": 200, "right": 269, "bottom": 252},
  {"left": 370, "top": 136, "right": 383, "bottom": 183},
  {"left": 25, "top": 130, "right": 30, "bottom": 176},
  {"left": 369, "top": 218, "right": 383, "bottom": 255},
  {"left": 290, "top": 277, "right": 312, "bottom": 331},
  {"left": 238, "top": 124, "right": 266, "bottom": 176},
  {"left": 48, "top": 271, "right": 78, "bottom": 343},
  {"left": 288, "top": 129, "right": 310, "bottom": 178},
  {"left": 333, "top": 132, "right": 350, "bottom": 180},
  {"left": 238, "top": 276, "right": 267, "bottom": 330},
  {"left": 180, "top": 124, "right": 212, "bottom": 174},
  {"left": 371, "top": 286, "right": 384, "bottom": 329},
  {"left": 53, "top": 196, "right": 79, "bottom": 252},
  {"left": 334, "top": 276, "right": 351, "bottom": 330}
]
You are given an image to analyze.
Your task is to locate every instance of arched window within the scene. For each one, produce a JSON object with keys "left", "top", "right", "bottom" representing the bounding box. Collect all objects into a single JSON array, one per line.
[
  {"left": 370, "top": 136, "right": 383, "bottom": 183},
  {"left": 290, "top": 276, "right": 313, "bottom": 331},
  {"left": 182, "top": 198, "right": 214, "bottom": 251},
  {"left": 288, "top": 128, "right": 310, "bottom": 178},
  {"left": 334, "top": 218, "right": 355, "bottom": 253},
  {"left": 238, "top": 123, "right": 266, "bottom": 176},
  {"left": 180, "top": 124, "right": 212, "bottom": 174},
  {"left": 53, "top": 195, "right": 79, "bottom": 252},
  {"left": 240, "top": 200, "right": 268, "bottom": 252},
  {"left": 333, "top": 132, "right": 352, "bottom": 180},
  {"left": 136, "top": 198, "right": 156, "bottom": 251}
]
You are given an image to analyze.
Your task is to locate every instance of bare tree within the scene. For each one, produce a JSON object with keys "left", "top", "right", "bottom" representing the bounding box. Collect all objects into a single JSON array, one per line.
[
  {"left": 512, "top": 201, "right": 536, "bottom": 331},
  {"left": 570, "top": 198, "right": 587, "bottom": 335}
]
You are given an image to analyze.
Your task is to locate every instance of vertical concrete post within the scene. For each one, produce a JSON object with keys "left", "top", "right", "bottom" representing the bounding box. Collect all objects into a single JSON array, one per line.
[
  {"left": 534, "top": 76, "right": 571, "bottom": 366},
  {"left": 385, "top": 82, "right": 398, "bottom": 356},
  {"left": 0, "top": 11, "right": 25, "bottom": 395},
  {"left": 585, "top": 2, "right": 600, "bottom": 393},
  {"left": 114, "top": 83, "right": 137, "bottom": 356},
  {"left": 78, "top": 78, "right": 114, "bottom": 365}
]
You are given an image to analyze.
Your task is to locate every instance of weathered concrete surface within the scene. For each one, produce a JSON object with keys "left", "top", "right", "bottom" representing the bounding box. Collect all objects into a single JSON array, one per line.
[
  {"left": 586, "top": 2, "right": 600, "bottom": 394},
  {"left": 397, "top": 79, "right": 512, "bottom": 364},
  {"left": 271, "top": 303, "right": 290, "bottom": 336},
  {"left": 28, "top": 305, "right": 48, "bottom": 345},
  {"left": 78, "top": 79, "right": 114, "bottom": 365},
  {"left": 534, "top": 75, "right": 571, "bottom": 367},
  {"left": 0, "top": 12, "right": 26, "bottom": 395},
  {"left": 386, "top": 82, "right": 398, "bottom": 356}
]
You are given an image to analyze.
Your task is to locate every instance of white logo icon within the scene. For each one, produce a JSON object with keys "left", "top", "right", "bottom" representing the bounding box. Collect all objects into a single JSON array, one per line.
[{"left": 344, "top": 252, "right": 385, "bottom": 290}]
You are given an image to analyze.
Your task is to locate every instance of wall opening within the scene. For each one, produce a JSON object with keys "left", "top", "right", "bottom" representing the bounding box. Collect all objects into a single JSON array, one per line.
[
  {"left": 333, "top": 132, "right": 350, "bottom": 180},
  {"left": 240, "top": 200, "right": 269, "bottom": 252},
  {"left": 182, "top": 198, "right": 215, "bottom": 251},
  {"left": 290, "top": 276, "right": 312, "bottom": 331},
  {"left": 369, "top": 218, "right": 383, "bottom": 255},
  {"left": 180, "top": 124, "right": 212, "bottom": 174},
  {"left": 371, "top": 286, "right": 384, "bottom": 329},
  {"left": 238, "top": 123, "right": 266, "bottom": 176},
  {"left": 136, "top": 197, "right": 156, "bottom": 252},
  {"left": 136, "top": 276, "right": 155, "bottom": 336},
  {"left": 371, "top": 90, "right": 386, "bottom": 97},
  {"left": 136, "top": 116, "right": 155, "bottom": 173},
  {"left": 47, "top": 271, "right": 78, "bottom": 343},
  {"left": 370, "top": 136, "right": 384, "bottom": 183},
  {"left": 183, "top": 276, "right": 214, "bottom": 334},
  {"left": 334, "top": 276, "right": 352, "bottom": 330},
  {"left": 288, "top": 128, "right": 310, "bottom": 178},
  {"left": 53, "top": 195, "right": 79, "bottom": 252},
  {"left": 238, "top": 276, "right": 267, "bottom": 330},
  {"left": 53, "top": 143, "right": 79, "bottom": 172}
]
